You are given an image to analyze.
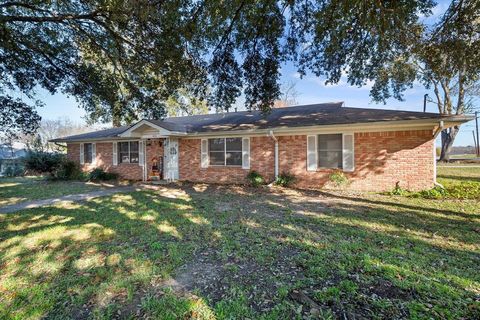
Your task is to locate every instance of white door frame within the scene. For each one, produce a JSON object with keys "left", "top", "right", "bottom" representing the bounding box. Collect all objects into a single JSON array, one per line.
[
  {"left": 142, "top": 139, "right": 147, "bottom": 182},
  {"left": 164, "top": 137, "right": 179, "bottom": 181}
]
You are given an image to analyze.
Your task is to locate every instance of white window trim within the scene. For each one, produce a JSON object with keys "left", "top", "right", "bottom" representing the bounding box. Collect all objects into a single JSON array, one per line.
[
  {"left": 306, "top": 135, "right": 317, "bottom": 171},
  {"left": 207, "top": 137, "right": 245, "bottom": 168},
  {"left": 308, "top": 133, "right": 355, "bottom": 172},
  {"left": 117, "top": 140, "right": 141, "bottom": 165},
  {"left": 201, "top": 139, "right": 208, "bottom": 168},
  {"left": 113, "top": 142, "right": 118, "bottom": 166},
  {"left": 242, "top": 137, "right": 250, "bottom": 169},
  {"left": 342, "top": 133, "right": 355, "bottom": 172},
  {"left": 317, "top": 133, "right": 343, "bottom": 170},
  {"left": 79, "top": 143, "right": 84, "bottom": 165},
  {"left": 81, "top": 142, "right": 94, "bottom": 165},
  {"left": 92, "top": 143, "right": 96, "bottom": 165}
]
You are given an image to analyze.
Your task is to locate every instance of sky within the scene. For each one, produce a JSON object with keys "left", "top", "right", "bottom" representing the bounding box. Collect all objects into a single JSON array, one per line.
[
  {"left": 35, "top": 0, "right": 477, "bottom": 147},
  {"left": 36, "top": 62, "right": 477, "bottom": 147}
]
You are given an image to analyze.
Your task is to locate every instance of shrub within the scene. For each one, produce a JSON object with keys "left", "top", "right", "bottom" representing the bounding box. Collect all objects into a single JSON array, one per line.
[
  {"left": 88, "top": 168, "right": 118, "bottom": 181},
  {"left": 246, "top": 170, "right": 265, "bottom": 187},
  {"left": 13, "top": 166, "right": 24, "bottom": 177},
  {"left": 274, "top": 171, "right": 296, "bottom": 187},
  {"left": 388, "top": 182, "right": 480, "bottom": 200},
  {"left": 329, "top": 170, "right": 349, "bottom": 187},
  {"left": 2, "top": 165, "right": 24, "bottom": 177},
  {"left": 56, "top": 160, "right": 85, "bottom": 181},
  {"left": 416, "top": 186, "right": 448, "bottom": 199},
  {"left": 444, "top": 182, "right": 480, "bottom": 200},
  {"left": 24, "top": 151, "right": 65, "bottom": 175},
  {"left": 389, "top": 182, "right": 409, "bottom": 196}
]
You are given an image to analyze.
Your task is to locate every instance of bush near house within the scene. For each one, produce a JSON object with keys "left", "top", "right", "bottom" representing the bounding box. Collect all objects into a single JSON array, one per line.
[
  {"left": 246, "top": 170, "right": 265, "bottom": 187},
  {"left": 274, "top": 172, "right": 296, "bottom": 187},
  {"left": 24, "top": 151, "right": 64, "bottom": 175},
  {"left": 328, "top": 170, "right": 349, "bottom": 187},
  {"left": 55, "top": 160, "right": 85, "bottom": 181},
  {"left": 2, "top": 165, "right": 24, "bottom": 177},
  {"left": 88, "top": 168, "right": 118, "bottom": 182},
  {"left": 24, "top": 151, "right": 85, "bottom": 180},
  {"left": 388, "top": 165, "right": 480, "bottom": 200}
]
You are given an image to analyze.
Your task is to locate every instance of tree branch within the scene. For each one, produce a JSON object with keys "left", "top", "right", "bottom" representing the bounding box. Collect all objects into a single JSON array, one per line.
[
  {"left": 0, "top": 2, "right": 51, "bottom": 13},
  {"left": 0, "top": 10, "right": 102, "bottom": 23},
  {"left": 213, "top": 0, "right": 246, "bottom": 54}
]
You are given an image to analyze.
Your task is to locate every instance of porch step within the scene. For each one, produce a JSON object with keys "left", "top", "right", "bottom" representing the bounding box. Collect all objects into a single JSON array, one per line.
[{"left": 148, "top": 180, "right": 169, "bottom": 185}]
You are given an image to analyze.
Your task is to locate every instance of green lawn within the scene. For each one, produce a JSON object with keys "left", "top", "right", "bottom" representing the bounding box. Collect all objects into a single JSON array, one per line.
[
  {"left": 0, "top": 168, "right": 479, "bottom": 319},
  {"left": 437, "top": 164, "right": 480, "bottom": 184},
  {"left": 0, "top": 177, "right": 107, "bottom": 207}
]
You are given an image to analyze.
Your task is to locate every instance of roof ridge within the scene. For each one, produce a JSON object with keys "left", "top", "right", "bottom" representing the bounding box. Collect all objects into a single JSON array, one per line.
[{"left": 160, "top": 101, "right": 344, "bottom": 121}]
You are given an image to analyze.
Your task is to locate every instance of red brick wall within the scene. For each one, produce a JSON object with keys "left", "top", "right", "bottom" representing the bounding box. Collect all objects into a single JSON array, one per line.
[
  {"left": 177, "top": 129, "right": 434, "bottom": 191},
  {"left": 67, "top": 129, "right": 435, "bottom": 190},
  {"left": 67, "top": 142, "right": 142, "bottom": 180},
  {"left": 178, "top": 136, "right": 275, "bottom": 184},
  {"left": 278, "top": 130, "right": 434, "bottom": 191}
]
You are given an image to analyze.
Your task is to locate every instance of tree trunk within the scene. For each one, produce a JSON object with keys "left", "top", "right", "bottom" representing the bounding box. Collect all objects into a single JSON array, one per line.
[
  {"left": 439, "top": 126, "right": 460, "bottom": 162},
  {"left": 112, "top": 103, "right": 122, "bottom": 127}
]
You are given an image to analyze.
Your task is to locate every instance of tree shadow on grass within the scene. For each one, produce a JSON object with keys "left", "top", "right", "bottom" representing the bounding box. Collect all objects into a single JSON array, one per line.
[
  {"left": 0, "top": 190, "right": 219, "bottom": 319},
  {"left": 437, "top": 174, "right": 480, "bottom": 182},
  {"left": 0, "top": 185, "right": 479, "bottom": 319}
]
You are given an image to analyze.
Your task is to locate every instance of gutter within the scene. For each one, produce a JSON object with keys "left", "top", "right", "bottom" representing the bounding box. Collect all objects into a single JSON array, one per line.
[
  {"left": 433, "top": 120, "right": 444, "bottom": 139},
  {"left": 432, "top": 120, "right": 445, "bottom": 189},
  {"left": 268, "top": 130, "right": 279, "bottom": 179}
]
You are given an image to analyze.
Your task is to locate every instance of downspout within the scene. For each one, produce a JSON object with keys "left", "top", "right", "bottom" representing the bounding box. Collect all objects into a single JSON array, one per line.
[
  {"left": 433, "top": 121, "right": 444, "bottom": 188},
  {"left": 268, "top": 130, "right": 279, "bottom": 179},
  {"left": 143, "top": 139, "right": 147, "bottom": 182}
]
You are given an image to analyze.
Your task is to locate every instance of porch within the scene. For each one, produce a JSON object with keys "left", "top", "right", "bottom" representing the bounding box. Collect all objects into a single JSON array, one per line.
[{"left": 118, "top": 120, "right": 182, "bottom": 182}]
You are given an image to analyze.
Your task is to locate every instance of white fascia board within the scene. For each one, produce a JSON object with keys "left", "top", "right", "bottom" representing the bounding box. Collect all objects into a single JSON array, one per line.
[
  {"left": 118, "top": 119, "right": 171, "bottom": 137},
  {"left": 182, "top": 118, "right": 444, "bottom": 139}
]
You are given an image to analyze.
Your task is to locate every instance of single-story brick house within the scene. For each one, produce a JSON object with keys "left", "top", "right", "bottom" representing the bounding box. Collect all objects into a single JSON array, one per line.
[{"left": 51, "top": 102, "right": 472, "bottom": 191}]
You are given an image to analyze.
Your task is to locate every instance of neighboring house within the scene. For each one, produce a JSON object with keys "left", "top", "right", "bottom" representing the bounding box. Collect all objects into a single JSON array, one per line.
[
  {"left": 50, "top": 102, "right": 472, "bottom": 191},
  {"left": 0, "top": 142, "right": 27, "bottom": 175}
]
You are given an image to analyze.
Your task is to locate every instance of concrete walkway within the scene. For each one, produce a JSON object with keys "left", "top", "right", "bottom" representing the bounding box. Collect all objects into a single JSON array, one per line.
[{"left": 0, "top": 186, "right": 137, "bottom": 214}]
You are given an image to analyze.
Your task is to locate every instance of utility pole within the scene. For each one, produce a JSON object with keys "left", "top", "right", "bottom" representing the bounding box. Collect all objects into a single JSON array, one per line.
[
  {"left": 476, "top": 111, "right": 479, "bottom": 157},
  {"left": 473, "top": 130, "right": 478, "bottom": 157},
  {"left": 423, "top": 94, "right": 428, "bottom": 113}
]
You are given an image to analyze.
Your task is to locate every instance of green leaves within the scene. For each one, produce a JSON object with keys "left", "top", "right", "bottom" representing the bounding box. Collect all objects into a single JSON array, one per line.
[{"left": 4, "top": 0, "right": 469, "bottom": 138}]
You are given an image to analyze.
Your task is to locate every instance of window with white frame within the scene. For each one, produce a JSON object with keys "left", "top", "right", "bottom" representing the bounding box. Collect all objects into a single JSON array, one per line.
[
  {"left": 208, "top": 138, "right": 242, "bottom": 166},
  {"left": 307, "top": 133, "right": 354, "bottom": 172},
  {"left": 84, "top": 143, "right": 93, "bottom": 164},
  {"left": 318, "top": 134, "right": 343, "bottom": 169},
  {"left": 118, "top": 141, "right": 139, "bottom": 163}
]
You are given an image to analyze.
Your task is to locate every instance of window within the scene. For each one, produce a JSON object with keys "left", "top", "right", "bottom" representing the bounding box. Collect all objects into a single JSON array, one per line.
[
  {"left": 84, "top": 143, "right": 93, "bottom": 164},
  {"left": 118, "top": 141, "right": 139, "bottom": 164},
  {"left": 208, "top": 138, "right": 242, "bottom": 166},
  {"left": 318, "top": 134, "right": 343, "bottom": 169}
]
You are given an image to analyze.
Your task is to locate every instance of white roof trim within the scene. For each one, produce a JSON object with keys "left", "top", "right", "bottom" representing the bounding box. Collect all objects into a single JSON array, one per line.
[{"left": 119, "top": 119, "right": 172, "bottom": 137}]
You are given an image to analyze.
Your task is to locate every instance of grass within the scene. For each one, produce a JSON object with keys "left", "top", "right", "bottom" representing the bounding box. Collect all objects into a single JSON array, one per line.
[
  {"left": 449, "top": 154, "right": 478, "bottom": 159},
  {"left": 0, "top": 168, "right": 479, "bottom": 319},
  {"left": 437, "top": 164, "right": 480, "bottom": 184},
  {"left": 0, "top": 176, "right": 106, "bottom": 207}
]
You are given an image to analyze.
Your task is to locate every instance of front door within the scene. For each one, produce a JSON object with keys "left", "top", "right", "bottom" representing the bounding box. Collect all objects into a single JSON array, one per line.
[{"left": 164, "top": 138, "right": 179, "bottom": 181}]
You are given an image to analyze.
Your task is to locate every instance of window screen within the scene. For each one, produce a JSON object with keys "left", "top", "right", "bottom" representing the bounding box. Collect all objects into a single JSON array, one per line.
[
  {"left": 208, "top": 138, "right": 243, "bottom": 166},
  {"left": 84, "top": 143, "right": 93, "bottom": 164},
  {"left": 118, "top": 141, "right": 139, "bottom": 164},
  {"left": 318, "top": 134, "right": 343, "bottom": 169}
]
